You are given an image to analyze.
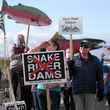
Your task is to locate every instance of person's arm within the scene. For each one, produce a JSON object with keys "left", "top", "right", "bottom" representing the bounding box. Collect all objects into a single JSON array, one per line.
[
  {"left": 96, "top": 58, "right": 104, "bottom": 89},
  {"left": 67, "top": 60, "right": 74, "bottom": 79},
  {"left": 24, "top": 47, "right": 29, "bottom": 53},
  {"left": 96, "top": 57, "right": 104, "bottom": 101}
]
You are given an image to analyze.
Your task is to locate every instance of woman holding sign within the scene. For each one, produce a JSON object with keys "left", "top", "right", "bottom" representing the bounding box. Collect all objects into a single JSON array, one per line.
[
  {"left": 35, "top": 40, "right": 62, "bottom": 110},
  {"left": 46, "top": 39, "right": 62, "bottom": 110}
]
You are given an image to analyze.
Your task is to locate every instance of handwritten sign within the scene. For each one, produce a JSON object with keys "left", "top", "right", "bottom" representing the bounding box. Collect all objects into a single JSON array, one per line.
[
  {"left": 59, "top": 17, "right": 82, "bottom": 35},
  {"left": 22, "top": 50, "right": 66, "bottom": 85}
]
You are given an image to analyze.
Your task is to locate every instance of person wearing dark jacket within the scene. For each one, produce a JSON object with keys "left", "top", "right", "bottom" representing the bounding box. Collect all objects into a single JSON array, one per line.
[{"left": 68, "top": 40, "right": 104, "bottom": 110}]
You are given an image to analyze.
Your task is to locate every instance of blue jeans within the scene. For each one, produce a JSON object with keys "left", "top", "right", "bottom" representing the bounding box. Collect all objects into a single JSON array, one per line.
[
  {"left": 33, "top": 89, "right": 61, "bottom": 110},
  {"left": 50, "top": 90, "right": 61, "bottom": 110},
  {"left": 32, "top": 90, "right": 42, "bottom": 110}
]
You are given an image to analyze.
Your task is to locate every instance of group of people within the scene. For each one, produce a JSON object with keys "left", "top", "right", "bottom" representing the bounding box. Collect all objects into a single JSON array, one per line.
[{"left": 9, "top": 34, "right": 110, "bottom": 110}]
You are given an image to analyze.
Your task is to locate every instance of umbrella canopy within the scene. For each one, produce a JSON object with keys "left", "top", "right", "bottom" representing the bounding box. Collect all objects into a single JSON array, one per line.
[{"left": 30, "top": 32, "right": 105, "bottom": 53}]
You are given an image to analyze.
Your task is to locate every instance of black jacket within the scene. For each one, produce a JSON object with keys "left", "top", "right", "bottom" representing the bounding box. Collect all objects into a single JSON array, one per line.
[{"left": 68, "top": 53, "right": 104, "bottom": 94}]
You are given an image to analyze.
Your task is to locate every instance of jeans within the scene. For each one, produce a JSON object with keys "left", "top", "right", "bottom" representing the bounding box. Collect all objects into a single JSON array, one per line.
[
  {"left": 32, "top": 90, "right": 42, "bottom": 110},
  {"left": 50, "top": 90, "right": 61, "bottom": 110},
  {"left": 33, "top": 89, "right": 61, "bottom": 110},
  {"left": 35, "top": 89, "right": 47, "bottom": 110}
]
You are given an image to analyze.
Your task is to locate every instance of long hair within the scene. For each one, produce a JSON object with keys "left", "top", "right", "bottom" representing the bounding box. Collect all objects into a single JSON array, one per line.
[{"left": 50, "top": 39, "right": 60, "bottom": 50}]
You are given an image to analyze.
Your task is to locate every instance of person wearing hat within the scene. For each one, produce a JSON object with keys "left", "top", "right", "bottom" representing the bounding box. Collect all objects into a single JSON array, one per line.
[
  {"left": 67, "top": 40, "right": 104, "bottom": 110},
  {"left": 10, "top": 34, "right": 32, "bottom": 110}
]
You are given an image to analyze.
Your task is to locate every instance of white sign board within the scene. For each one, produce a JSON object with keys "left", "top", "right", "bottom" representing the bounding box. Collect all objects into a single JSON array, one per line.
[
  {"left": 2, "top": 101, "right": 26, "bottom": 110},
  {"left": 59, "top": 17, "right": 82, "bottom": 35}
]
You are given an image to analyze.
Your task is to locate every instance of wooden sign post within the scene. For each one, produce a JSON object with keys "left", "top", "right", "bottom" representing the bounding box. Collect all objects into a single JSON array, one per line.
[{"left": 70, "top": 34, "right": 73, "bottom": 60}]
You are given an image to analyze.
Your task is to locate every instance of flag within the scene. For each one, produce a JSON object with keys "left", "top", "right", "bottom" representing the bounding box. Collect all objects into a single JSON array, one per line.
[{"left": 0, "top": 12, "right": 5, "bottom": 35}]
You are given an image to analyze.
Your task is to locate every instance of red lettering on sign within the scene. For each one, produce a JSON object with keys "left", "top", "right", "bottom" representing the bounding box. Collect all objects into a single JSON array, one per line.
[{"left": 32, "top": 56, "right": 56, "bottom": 75}]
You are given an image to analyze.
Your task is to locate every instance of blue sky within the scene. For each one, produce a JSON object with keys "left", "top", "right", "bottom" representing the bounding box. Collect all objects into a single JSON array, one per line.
[{"left": 0, "top": 0, "right": 110, "bottom": 57}]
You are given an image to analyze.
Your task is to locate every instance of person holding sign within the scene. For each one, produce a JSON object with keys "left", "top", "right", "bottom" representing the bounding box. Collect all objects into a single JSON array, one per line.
[
  {"left": 10, "top": 34, "right": 32, "bottom": 110},
  {"left": 46, "top": 39, "right": 62, "bottom": 110},
  {"left": 68, "top": 40, "right": 104, "bottom": 110},
  {"left": 32, "top": 48, "right": 47, "bottom": 110},
  {"left": 35, "top": 40, "right": 62, "bottom": 110}
]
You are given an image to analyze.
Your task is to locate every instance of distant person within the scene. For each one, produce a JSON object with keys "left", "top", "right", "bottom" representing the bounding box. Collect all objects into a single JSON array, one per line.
[
  {"left": 68, "top": 40, "right": 104, "bottom": 110},
  {"left": 10, "top": 34, "right": 32, "bottom": 110},
  {"left": 104, "top": 67, "right": 110, "bottom": 109},
  {"left": 101, "top": 52, "right": 110, "bottom": 107}
]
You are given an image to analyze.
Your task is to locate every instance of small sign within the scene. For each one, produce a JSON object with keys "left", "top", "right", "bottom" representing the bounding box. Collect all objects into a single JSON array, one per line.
[
  {"left": 22, "top": 50, "right": 66, "bottom": 85},
  {"left": 2, "top": 101, "right": 26, "bottom": 110},
  {"left": 59, "top": 17, "right": 82, "bottom": 35}
]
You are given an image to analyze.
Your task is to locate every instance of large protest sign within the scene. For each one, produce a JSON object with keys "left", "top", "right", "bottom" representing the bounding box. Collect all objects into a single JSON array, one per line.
[
  {"left": 2, "top": 101, "right": 26, "bottom": 110},
  {"left": 22, "top": 50, "right": 66, "bottom": 85}
]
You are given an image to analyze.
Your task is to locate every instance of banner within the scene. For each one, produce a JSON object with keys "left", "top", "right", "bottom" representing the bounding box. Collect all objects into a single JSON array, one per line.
[{"left": 22, "top": 50, "right": 66, "bottom": 85}]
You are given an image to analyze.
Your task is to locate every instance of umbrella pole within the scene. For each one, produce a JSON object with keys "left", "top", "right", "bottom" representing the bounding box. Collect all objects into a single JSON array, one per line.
[
  {"left": 70, "top": 34, "right": 73, "bottom": 60},
  {"left": 3, "top": 33, "right": 7, "bottom": 69},
  {"left": 25, "top": 24, "right": 30, "bottom": 48}
]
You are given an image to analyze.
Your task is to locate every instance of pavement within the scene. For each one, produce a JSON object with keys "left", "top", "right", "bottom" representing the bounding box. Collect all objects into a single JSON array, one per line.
[
  {"left": 0, "top": 99, "right": 109, "bottom": 110},
  {"left": 95, "top": 100, "right": 109, "bottom": 110},
  {"left": 0, "top": 89, "right": 109, "bottom": 110},
  {"left": 60, "top": 97, "right": 110, "bottom": 110}
]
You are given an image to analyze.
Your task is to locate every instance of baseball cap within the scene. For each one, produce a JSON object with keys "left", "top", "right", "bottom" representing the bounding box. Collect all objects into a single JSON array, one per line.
[{"left": 80, "top": 40, "right": 90, "bottom": 48}]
